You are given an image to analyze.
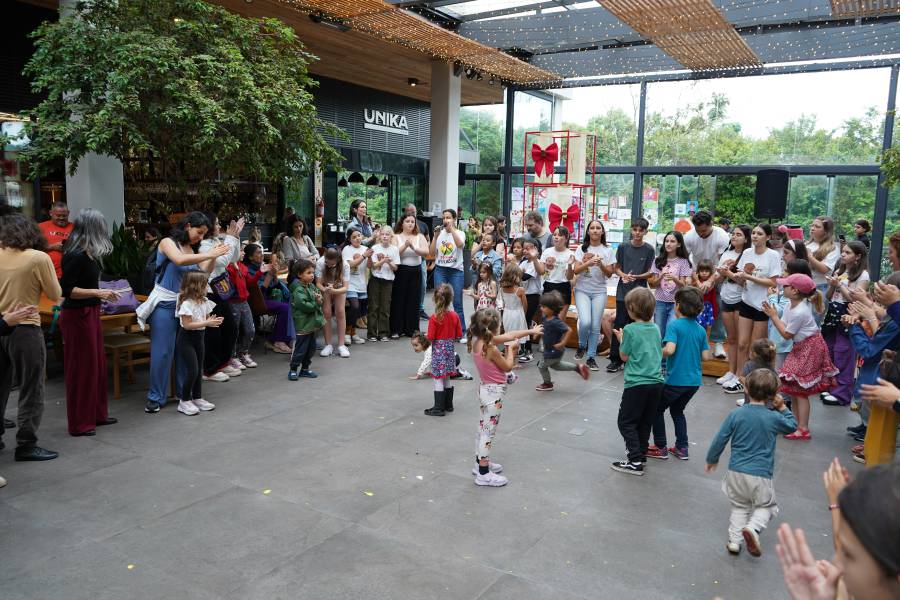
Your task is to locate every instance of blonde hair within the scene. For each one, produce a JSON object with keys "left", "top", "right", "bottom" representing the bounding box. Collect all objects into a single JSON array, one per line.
[
  {"left": 178, "top": 271, "right": 210, "bottom": 307},
  {"left": 467, "top": 308, "right": 501, "bottom": 357},
  {"left": 498, "top": 262, "right": 522, "bottom": 289},
  {"left": 810, "top": 216, "right": 836, "bottom": 261}
]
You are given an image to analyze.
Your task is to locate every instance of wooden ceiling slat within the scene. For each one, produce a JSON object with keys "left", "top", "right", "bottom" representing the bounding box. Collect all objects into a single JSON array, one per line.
[{"left": 830, "top": 0, "right": 900, "bottom": 17}]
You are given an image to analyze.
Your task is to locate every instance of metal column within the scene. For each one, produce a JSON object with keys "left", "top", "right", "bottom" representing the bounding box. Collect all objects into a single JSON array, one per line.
[
  {"left": 871, "top": 65, "right": 898, "bottom": 280},
  {"left": 501, "top": 86, "right": 516, "bottom": 219},
  {"left": 631, "top": 81, "right": 648, "bottom": 223}
]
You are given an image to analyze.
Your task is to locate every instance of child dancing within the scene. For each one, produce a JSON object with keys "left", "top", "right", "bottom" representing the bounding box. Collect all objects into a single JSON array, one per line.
[
  {"left": 705, "top": 369, "right": 797, "bottom": 557},
  {"left": 409, "top": 332, "right": 472, "bottom": 381},
  {"left": 424, "top": 284, "right": 462, "bottom": 417},
  {"left": 535, "top": 291, "right": 590, "bottom": 392}
]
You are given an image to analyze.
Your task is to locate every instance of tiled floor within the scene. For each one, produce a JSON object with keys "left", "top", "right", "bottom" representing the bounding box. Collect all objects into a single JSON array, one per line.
[{"left": 0, "top": 310, "right": 862, "bottom": 599}]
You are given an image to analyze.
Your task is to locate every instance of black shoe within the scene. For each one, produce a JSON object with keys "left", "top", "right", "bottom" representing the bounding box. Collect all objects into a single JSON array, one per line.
[
  {"left": 575, "top": 347, "right": 586, "bottom": 360},
  {"left": 97, "top": 417, "right": 118, "bottom": 427},
  {"left": 3, "top": 418, "right": 14, "bottom": 429},
  {"left": 610, "top": 459, "right": 644, "bottom": 476},
  {"left": 144, "top": 401, "right": 161, "bottom": 414},
  {"left": 822, "top": 394, "right": 841, "bottom": 406},
  {"left": 444, "top": 387, "right": 454, "bottom": 413},
  {"left": 424, "top": 390, "right": 446, "bottom": 417},
  {"left": 419, "top": 310, "right": 429, "bottom": 320},
  {"left": 606, "top": 361, "right": 623, "bottom": 373},
  {"left": 586, "top": 357, "right": 599, "bottom": 371},
  {"left": 853, "top": 432, "right": 866, "bottom": 442},
  {"left": 847, "top": 424, "right": 865, "bottom": 436},
  {"left": 70, "top": 430, "right": 96, "bottom": 437},
  {"left": 14, "top": 446, "right": 59, "bottom": 461}
]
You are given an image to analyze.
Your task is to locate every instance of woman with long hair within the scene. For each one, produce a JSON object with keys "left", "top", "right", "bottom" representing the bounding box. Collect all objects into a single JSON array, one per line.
[
  {"left": 281, "top": 215, "right": 319, "bottom": 263},
  {"left": 0, "top": 214, "right": 62, "bottom": 460},
  {"left": 391, "top": 214, "right": 429, "bottom": 338},
  {"left": 806, "top": 216, "right": 840, "bottom": 323},
  {"left": 713, "top": 225, "right": 753, "bottom": 389},
  {"left": 136, "top": 212, "right": 231, "bottom": 413},
  {"left": 572, "top": 219, "right": 616, "bottom": 371},
  {"left": 60, "top": 209, "right": 119, "bottom": 436},
  {"left": 350, "top": 200, "right": 375, "bottom": 245},
  {"left": 430, "top": 208, "right": 467, "bottom": 334},
  {"left": 649, "top": 230, "right": 692, "bottom": 338}
]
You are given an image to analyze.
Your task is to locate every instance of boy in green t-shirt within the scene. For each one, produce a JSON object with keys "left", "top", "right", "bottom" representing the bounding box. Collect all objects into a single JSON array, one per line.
[{"left": 611, "top": 287, "right": 664, "bottom": 476}]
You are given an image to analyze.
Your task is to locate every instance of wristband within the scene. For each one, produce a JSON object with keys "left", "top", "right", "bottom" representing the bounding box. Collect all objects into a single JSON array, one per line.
[{"left": 828, "top": 503, "right": 840, "bottom": 511}]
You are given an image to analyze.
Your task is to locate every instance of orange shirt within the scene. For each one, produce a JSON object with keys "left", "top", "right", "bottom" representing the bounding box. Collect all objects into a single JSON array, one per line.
[{"left": 39, "top": 220, "right": 74, "bottom": 278}]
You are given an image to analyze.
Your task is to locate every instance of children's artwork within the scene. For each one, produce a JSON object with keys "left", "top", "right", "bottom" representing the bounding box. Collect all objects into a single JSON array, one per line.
[
  {"left": 609, "top": 196, "right": 619, "bottom": 209},
  {"left": 642, "top": 187, "right": 659, "bottom": 201},
  {"left": 644, "top": 232, "right": 657, "bottom": 247},
  {"left": 674, "top": 203, "right": 687, "bottom": 216},
  {"left": 615, "top": 208, "right": 631, "bottom": 220},
  {"left": 686, "top": 200, "right": 699, "bottom": 215},
  {"left": 607, "top": 230, "right": 624, "bottom": 243},
  {"left": 674, "top": 217, "right": 694, "bottom": 234},
  {"left": 644, "top": 209, "right": 658, "bottom": 232},
  {"left": 598, "top": 196, "right": 609, "bottom": 206},
  {"left": 511, "top": 187, "right": 526, "bottom": 233},
  {"left": 608, "top": 219, "right": 625, "bottom": 230}
]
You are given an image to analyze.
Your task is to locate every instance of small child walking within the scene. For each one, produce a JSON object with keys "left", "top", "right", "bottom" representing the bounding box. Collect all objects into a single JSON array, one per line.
[
  {"left": 535, "top": 290, "right": 590, "bottom": 392},
  {"left": 226, "top": 252, "right": 262, "bottom": 368},
  {"left": 176, "top": 272, "right": 223, "bottom": 416},
  {"left": 647, "top": 287, "right": 711, "bottom": 461},
  {"left": 424, "top": 284, "right": 463, "bottom": 417},
  {"left": 705, "top": 369, "right": 797, "bottom": 557},
  {"left": 736, "top": 339, "right": 778, "bottom": 408},
  {"left": 498, "top": 263, "right": 528, "bottom": 345},
  {"left": 761, "top": 273, "right": 837, "bottom": 440},
  {"left": 409, "top": 332, "right": 472, "bottom": 381},
  {"left": 611, "top": 287, "right": 663, "bottom": 476},
  {"left": 467, "top": 307, "right": 541, "bottom": 487},
  {"left": 287, "top": 258, "right": 325, "bottom": 380}
]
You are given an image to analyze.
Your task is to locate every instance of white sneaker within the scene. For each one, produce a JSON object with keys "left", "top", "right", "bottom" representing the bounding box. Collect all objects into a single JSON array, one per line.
[
  {"left": 351, "top": 335, "right": 366, "bottom": 345},
  {"left": 727, "top": 541, "right": 741, "bottom": 555},
  {"left": 716, "top": 372, "right": 736, "bottom": 385},
  {"left": 0, "top": 475, "right": 6, "bottom": 488},
  {"left": 192, "top": 398, "right": 216, "bottom": 411},
  {"left": 735, "top": 397, "right": 745, "bottom": 407},
  {"left": 344, "top": 334, "right": 352, "bottom": 345},
  {"left": 229, "top": 358, "right": 246, "bottom": 371},
  {"left": 337, "top": 345, "right": 350, "bottom": 358},
  {"left": 203, "top": 371, "right": 229, "bottom": 383},
  {"left": 474, "top": 471, "right": 508, "bottom": 487},
  {"left": 320, "top": 344, "right": 334, "bottom": 357},
  {"left": 240, "top": 354, "right": 258, "bottom": 368},
  {"left": 471, "top": 463, "right": 503, "bottom": 476},
  {"left": 714, "top": 342, "right": 727, "bottom": 359},
  {"left": 177, "top": 400, "right": 199, "bottom": 416},
  {"left": 222, "top": 366, "right": 242, "bottom": 377}
]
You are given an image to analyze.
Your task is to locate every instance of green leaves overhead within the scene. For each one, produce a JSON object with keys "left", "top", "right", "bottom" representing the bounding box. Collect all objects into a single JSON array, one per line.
[{"left": 21, "top": 0, "right": 344, "bottom": 184}]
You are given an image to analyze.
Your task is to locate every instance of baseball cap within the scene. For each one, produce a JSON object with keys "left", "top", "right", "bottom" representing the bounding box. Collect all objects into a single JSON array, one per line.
[{"left": 776, "top": 273, "right": 816, "bottom": 294}]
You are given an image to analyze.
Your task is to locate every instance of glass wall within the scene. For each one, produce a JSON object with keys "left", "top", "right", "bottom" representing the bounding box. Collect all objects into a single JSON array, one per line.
[
  {"left": 512, "top": 91, "right": 552, "bottom": 165},
  {"left": 336, "top": 171, "right": 389, "bottom": 226},
  {"left": 550, "top": 84, "right": 640, "bottom": 165}
]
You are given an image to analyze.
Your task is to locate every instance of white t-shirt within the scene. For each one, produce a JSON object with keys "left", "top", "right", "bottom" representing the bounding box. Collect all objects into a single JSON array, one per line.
[
  {"left": 782, "top": 300, "right": 819, "bottom": 343},
  {"left": 574, "top": 244, "right": 615, "bottom": 294},
  {"left": 806, "top": 241, "right": 840, "bottom": 286},
  {"left": 541, "top": 247, "right": 573, "bottom": 284},
  {"left": 832, "top": 270, "right": 870, "bottom": 304},
  {"left": 177, "top": 298, "right": 216, "bottom": 329},
  {"left": 434, "top": 230, "right": 463, "bottom": 270},
  {"left": 394, "top": 233, "right": 425, "bottom": 267},
  {"left": 684, "top": 226, "right": 730, "bottom": 265},
  {"left": 315, "top": 256, "right": 351, "bottom": 289},
  {"left": 717, "top": 249, "right": 744, "bottom": 305},
  {"left": 370, "top": 243, "right": 400, "bottom": 281},
  {"left": 342, "top": 245, "right": 368, "bottom": 293},
  {"left": 737, "top": 247, "right": 782, "bottom": 310},
  {"left": 519, "top": 257, "right": 542, "bottom": 295}
]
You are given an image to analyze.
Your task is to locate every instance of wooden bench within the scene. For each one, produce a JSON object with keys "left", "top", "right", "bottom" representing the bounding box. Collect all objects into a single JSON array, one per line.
[{"left": 104, "top": 332, "right": 151, "bottom": 399}]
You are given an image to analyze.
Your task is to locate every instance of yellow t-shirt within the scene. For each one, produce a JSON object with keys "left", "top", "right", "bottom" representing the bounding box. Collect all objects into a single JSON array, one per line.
[{"left": 0, "top": 247, "right": 62, "bottom": 326}]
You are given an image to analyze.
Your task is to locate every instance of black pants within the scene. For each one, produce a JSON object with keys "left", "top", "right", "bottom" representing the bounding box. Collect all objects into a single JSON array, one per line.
[
  {"left": 609, "top": 299, "right": 633, "bottom": 365},
  {"left": 617, "top": 383, "right": 662, "bottom": 463},
  {"left": 177, "top": 329, "right": 204, "bottom": 402},
  {"left": 203, "top": 293, "right": 237, "bottom": 375},
  {"left": 0, "top": 325, "right": 45, "bottom": 448},
  {"left": 290, "top": 332, "right": 316, "bottom": 371},
  {"left": 651, "top": 384, "right": 698, "bottom": 450},
  {"left": 390, "top": 264, "right": 421, "bottom": 337}
]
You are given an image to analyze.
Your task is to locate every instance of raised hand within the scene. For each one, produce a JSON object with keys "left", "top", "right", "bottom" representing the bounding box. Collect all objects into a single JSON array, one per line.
[{"left": 776, "top": 524, "right": 840, "bottom": 600}]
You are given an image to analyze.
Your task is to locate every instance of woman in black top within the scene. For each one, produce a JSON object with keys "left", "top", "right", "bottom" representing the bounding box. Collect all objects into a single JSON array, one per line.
[{"left": 60, "top": 209, "right": 119, "bottom": 437}]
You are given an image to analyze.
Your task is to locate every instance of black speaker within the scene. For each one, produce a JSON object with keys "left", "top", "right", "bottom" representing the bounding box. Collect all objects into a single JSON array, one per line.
[
  {"left": 754, "top": 169, "right": 789, "bottom": 220},
  {"left": 458, "top": 163, "right": 467, "bottom": 187}
]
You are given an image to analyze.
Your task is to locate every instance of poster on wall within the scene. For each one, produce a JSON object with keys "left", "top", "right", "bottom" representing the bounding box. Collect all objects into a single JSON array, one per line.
[
  {"left": 510, "top": 187, "right": 526, "bottom": 235},
  {"left": 313, "top": 163, "right": 324, "bottom": 246}
]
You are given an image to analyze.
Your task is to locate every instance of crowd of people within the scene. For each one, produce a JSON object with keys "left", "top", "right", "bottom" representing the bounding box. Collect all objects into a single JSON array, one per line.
[{"left": 1, "top": 201, "right": 899, "bottom": 599}]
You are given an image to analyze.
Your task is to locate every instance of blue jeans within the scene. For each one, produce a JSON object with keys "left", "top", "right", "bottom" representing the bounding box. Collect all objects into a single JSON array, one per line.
[
  {"left": 652, "top": 385, "right": 698, "bottom": 449},
  {"left": 148, "top": 301, "right": 185, "bottom": 406},
  {"left": 654, "top": 300, "right": 676, "bottom": 338},
  {"left": 574, "top": 289, "right": 606, "bottom": 359},
  {"left": 710, "top": 292, "right": 726, "bottom": 344},
  {"left": 434, "top": 266, "right": 466, "bottom": 333},
  {"left": 419, "top": 262, "right": 427, "bottom": 312}
]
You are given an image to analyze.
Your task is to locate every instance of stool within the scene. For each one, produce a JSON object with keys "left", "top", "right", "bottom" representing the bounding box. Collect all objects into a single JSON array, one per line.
[{"left": 104, "top": 332, "right": 151, "bottom": 399}]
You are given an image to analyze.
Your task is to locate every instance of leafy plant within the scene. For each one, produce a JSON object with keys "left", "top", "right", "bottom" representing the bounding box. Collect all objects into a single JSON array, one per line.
[
  {"left": 101, "top": 223, "right": 147, "bottom": 280},
  {"left": 20, "top": 0, "right": 345, "bottom": 191},
  {"left": 881, "top": 145, "right": 900, "bottom": 190}
]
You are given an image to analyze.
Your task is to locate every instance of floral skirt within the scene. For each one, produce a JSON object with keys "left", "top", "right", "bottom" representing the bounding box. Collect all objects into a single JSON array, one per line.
[
  {"left": 779, "top": 333, "right": 838, "bottom": 396},
  {"left": 696, "top": 301, "right": 715, "bottom": 328},
  {"left": 431, "top": 339, "right": 457, "bottom": 379}
]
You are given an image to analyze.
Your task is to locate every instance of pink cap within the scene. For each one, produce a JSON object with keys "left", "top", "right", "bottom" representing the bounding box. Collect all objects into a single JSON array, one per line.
[{"left": 776, "top": 273, "right": 816, "bottom": 294}]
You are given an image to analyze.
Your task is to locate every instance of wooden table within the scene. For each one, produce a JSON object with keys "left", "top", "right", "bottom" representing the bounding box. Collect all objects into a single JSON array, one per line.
[{"left": 39, "top": 295, "right": 144, "bottom": 333}]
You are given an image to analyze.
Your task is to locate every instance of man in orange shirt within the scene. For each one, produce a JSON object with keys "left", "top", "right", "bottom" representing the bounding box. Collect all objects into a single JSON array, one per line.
[{"left": 38, "top": 201, "right": 73, "bottom": 278}]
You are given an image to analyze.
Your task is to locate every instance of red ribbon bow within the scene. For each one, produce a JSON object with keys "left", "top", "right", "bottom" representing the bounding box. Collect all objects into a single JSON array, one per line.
[
  {"left": 548, "top": 202, "right": 581, "bottom": 235},
  {"left": 531, "top": 142, "right": 558, "bottom": 178}
]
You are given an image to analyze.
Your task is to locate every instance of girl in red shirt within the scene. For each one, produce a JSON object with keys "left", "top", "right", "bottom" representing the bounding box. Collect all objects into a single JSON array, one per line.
[
  {"left": 226, "top": 255, "right": 263, "bottom": 367},
  {"left": 424, "top": 284, "right": 462, "bottom": 417}
]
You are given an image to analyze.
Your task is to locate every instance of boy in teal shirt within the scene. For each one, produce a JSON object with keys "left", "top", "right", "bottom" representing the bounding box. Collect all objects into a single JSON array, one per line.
[
  {"left": 648, "top": 287, "right": 711, "bottom": 460},
  {"left": 611, "top": 287, "right": 664, "bottom": 476}
]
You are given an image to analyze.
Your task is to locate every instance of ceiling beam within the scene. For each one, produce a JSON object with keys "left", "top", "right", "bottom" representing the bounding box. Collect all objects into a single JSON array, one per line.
[{"left": 457, "top": 0, "right": 581, "bottom": 22}]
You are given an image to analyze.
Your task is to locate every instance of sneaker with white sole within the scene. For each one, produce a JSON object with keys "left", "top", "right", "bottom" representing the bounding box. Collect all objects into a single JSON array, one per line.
[
  {"left": 203, "top": 371, "right": 230, "bottom": 383},
  {"left": 345, "top": 334, "right": 352, "bottom": 345},
  {"left": 474, "top": 471, "right": 508, "bottom": 487},
  {"left": 177, "top": 400, "right": 199, "bottom": 416},
  {"left": 240, "top": 354, "right": 258, "bottom": 368},
  {"left": 192, "top": 398, "right": 216, "bottom": 411},
  {"left": 471, "top": 463, "right": 503, "bottom": 476},
  {"left": 229, "top": 358, "right": 246, "bottom": 371},
  {"left": 742, "top": 527, "right": 762, "bottom": 557},
  {"left": 723, "top": 381, "right": 745, "bottom": 395},
  {"left": 714, "top": 342, "right": 727, "bottom": 359},
  {"left": 222, "top": 366, "right": 242, "bottom": 377},
  {"left": 716, "top": 371, "right": 736, "bottom": 385},
  {"left": 352, "top": 335, "right": 367, "bottom": 344},
  {"left": 727, "top": 542, "right": 741, "bottom": 555},
  {"left": 320, "top": 344, "right": 334, "bottom": 357},
  {"left": 735, "top": 397, "right": 746, "bottom": 407},
  {"left": 337, "top": 345, "right": 350, "bottom": 358},
  {"left": 610, "top": 459, "right": 644, "bottom": 475}
]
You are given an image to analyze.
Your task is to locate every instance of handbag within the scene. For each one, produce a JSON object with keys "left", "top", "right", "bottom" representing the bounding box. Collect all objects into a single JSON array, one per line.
[
  {"left": 210, "top": 271, "right": 235, "bottom": 302},
  {"left": 99, "top": 279, "right": 140, "bottom": 314},
  {"left": 821, "top": 300, "right": 848, "bottom": 334}
]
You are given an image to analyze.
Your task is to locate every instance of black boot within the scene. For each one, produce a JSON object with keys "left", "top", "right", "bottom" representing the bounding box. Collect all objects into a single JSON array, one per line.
[
  {"left": 444, "top": 387, "right": 454, "bottom": 413},
  {"left": 424, "top": 390, "right": 446, "bottom": 416}
]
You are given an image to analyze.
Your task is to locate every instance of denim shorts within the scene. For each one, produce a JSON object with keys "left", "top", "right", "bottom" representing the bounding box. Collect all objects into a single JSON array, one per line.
[{"left": 347, "top": 290, "right": 368, "bottom": 300}]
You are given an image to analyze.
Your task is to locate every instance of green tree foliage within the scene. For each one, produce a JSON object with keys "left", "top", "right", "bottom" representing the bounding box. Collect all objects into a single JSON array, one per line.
[{"left": 21, "top": 0, "right": 343, "bottom": 192}]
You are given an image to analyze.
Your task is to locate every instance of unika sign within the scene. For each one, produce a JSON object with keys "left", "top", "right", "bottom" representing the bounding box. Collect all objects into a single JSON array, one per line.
[{"left": 363, "top": 109, "right": 409, "bottom": 136}]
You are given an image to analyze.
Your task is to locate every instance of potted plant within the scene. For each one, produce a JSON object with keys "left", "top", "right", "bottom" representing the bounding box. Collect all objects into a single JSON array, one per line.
[{"left": 101, "top": 223, "right": 148, "bottom": 292}]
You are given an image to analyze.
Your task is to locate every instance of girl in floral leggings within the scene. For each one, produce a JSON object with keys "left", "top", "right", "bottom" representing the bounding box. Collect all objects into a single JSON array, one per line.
[{"left": 466, "top": 308, "right": 541, "bottom": 487}]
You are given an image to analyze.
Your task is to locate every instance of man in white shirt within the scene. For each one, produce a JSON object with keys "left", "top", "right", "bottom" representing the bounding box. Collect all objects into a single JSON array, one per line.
[{"left": 683, "top": 211, "right": 730, "bottom": 358}]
